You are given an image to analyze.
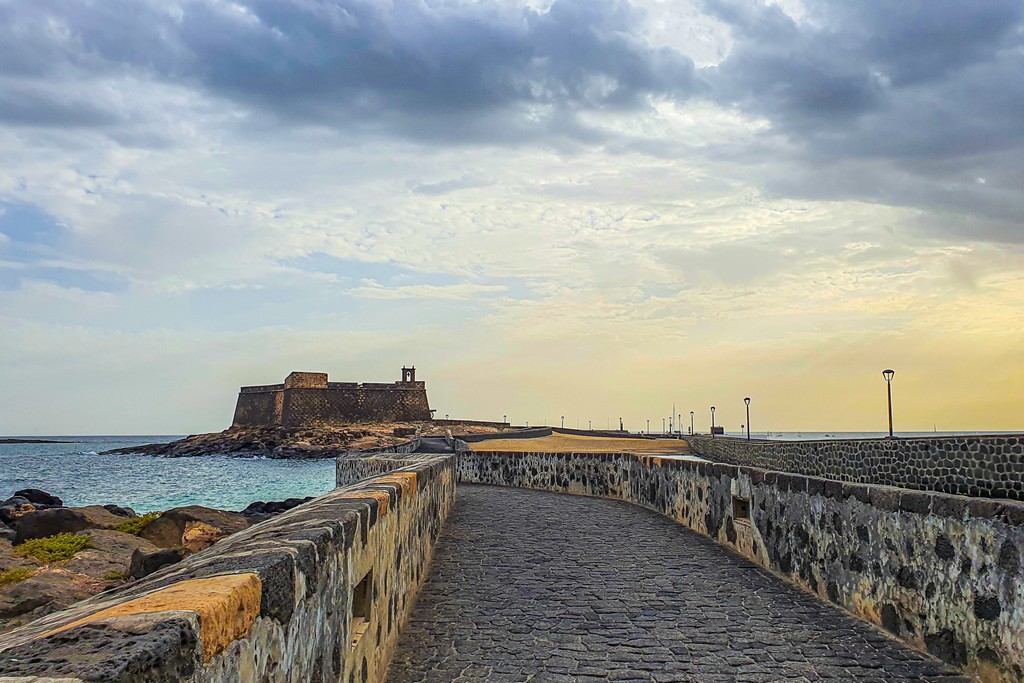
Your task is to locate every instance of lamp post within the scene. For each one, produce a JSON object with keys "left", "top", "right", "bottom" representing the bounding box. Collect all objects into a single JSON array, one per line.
[
  {"left": 690, "top": 411, "right": 694, "bottom": 435},
  {"left": 445, "top": 414, "right": 449, "bottom": 420},
  {"left": 744, "top": 397, "right": 751, "bottom": 440},
  {"left": 883, "top": 369, "right": 895, "bottom": 438},
  {"left": 588, "top": 420, "right": 592, "bottom": 430},
  {"left": 646, "top": 419, "right": 650, "bottom": 434},
  {"left": 662, "top": 418, "right": 666, "bottom": 434},
  {"left": 503, "top": 414, "right": 507, "bottom": 424},
  {"left": 561, "top": 416, "right": 565, "bottom": 428},
  {"left": 710, "top": 406, "right": 716, "bottom": 437}
]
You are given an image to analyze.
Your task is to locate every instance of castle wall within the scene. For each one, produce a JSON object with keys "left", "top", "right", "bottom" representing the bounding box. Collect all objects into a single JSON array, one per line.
[
  {"left": 231, "top": 387, "right": 283, "bottom": 427},
  {"left": 231, "top": 373, "right": 432, "bottom": 428},
  {"left": 282, "top": 383, "right": 430, "bottom": 427}
]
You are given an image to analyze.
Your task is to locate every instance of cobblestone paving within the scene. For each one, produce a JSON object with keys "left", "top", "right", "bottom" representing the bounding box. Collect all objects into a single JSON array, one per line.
[{"left": 386, "top": 485, "right": 968, "bottom": 683}]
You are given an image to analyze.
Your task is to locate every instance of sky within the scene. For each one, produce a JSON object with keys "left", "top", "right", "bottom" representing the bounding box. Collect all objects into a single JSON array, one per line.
[{"left": 1, "top": 0, "right": 1022, "bottom": 435}]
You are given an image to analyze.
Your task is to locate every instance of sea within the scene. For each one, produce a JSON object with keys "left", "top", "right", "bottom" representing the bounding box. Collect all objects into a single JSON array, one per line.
[{"left": 0, "top": 436, "right": 336, "bottom": 514}]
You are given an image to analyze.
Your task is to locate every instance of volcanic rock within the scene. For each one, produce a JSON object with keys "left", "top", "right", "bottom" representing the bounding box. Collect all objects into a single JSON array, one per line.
[
  {"left": 13, "top": 489, "right": 63, "bottom": 507},
  {"left": 138, "top": 506, "right": 250, "bottom": 552},
  {"left": 130, "top": 547, "right": 190, "bottom": 580}
]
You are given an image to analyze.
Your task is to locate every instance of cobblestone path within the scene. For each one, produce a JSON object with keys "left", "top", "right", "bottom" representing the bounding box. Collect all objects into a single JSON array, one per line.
[{"left": 386, "top": 485, "right": 967, "bottom": 683}]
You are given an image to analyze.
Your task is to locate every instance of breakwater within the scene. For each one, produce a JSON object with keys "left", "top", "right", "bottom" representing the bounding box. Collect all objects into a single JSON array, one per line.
[{"left": 689, "top": 434, "right": 1024, "bottom": 501}]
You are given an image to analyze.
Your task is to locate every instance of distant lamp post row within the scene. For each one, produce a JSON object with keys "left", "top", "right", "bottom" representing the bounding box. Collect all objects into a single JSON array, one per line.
[{"left": 596, "top": 369, "right": 895, "bottom": 440}]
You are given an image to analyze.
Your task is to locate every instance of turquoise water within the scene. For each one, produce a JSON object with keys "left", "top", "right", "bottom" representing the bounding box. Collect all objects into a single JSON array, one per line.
[{"left": 0, "top": 436, "right": 337, "bottom": 514}]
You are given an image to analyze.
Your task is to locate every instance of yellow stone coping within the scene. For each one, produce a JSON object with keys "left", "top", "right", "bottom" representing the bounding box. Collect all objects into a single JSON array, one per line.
[
  {"left": 339, "top": 489, "right": 392, "bottom": 515},
  {"left": 43, "top": 574, "right": 262, "bottom": 662},
  {"left": 375, "top": 471, "right": 418, "bottom": 499}
]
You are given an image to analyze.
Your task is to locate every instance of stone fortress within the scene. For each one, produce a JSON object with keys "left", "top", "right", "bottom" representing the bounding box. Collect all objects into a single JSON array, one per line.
[{"left": 232, "top": 367, "right": 432, "bottom": 428}]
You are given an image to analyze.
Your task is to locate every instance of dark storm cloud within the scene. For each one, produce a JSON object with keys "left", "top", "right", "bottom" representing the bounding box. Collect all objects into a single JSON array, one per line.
[
  {"left": 702, "top": 0, "right": 1024, "bottom": 242},
  {"left": 703, "top": 0, "right": 1024, "bottom": 148},
  {"left": 0, "top": 0, "right": 698, "bottom": 142}
]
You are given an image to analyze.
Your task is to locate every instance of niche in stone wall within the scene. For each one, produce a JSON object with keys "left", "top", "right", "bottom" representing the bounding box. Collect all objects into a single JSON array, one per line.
[
  {"left": 732, "top": 495, "right": 750, "bottom": 523},
  {"left": 350, "top": 568, "right": 373, "bottom": 647}
]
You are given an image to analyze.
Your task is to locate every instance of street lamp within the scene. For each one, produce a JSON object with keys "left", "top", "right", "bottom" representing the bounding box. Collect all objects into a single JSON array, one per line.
[
  {"left": 445, "top": 414, "right": 449, "bottom": 420},
  {"left": 646, "top": 419, "right": 650, "bottom": 434},
  {"left": 588, "top": 420, "right": 592, "bottom": 430},
  {"left": 710, "top": 406, "right": 716, "bottom": 437},
  {"left": 503, "top": 414, "right": 507, "bottom": 424},
  {"left": 744, "top": 397, "right": 751, "bottom": 441},
  {"left": 883, "top": 369, "right": 895, "bottom": 438},
  {"left": 561, "top": 416, "right": 565, "bottom": 428},
  {"left": 690, "top": 411, "right": 694, "bottom": 435},
  {"left": 662, "top": 418, "right": 666, "bottom": 434}
]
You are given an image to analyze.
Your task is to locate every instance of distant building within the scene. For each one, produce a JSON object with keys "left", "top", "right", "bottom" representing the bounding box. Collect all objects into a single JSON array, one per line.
[{"left": 232, "top": 367, "right": 432, "bottom": 428}]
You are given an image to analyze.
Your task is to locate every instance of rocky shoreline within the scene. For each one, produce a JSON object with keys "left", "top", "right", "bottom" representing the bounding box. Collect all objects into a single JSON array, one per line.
[
  {"left": 101, "top": 424, "right": 419, "bottom": 459},
  {"left": 0, "top": 488, "right": 312, "bottom": 633}
]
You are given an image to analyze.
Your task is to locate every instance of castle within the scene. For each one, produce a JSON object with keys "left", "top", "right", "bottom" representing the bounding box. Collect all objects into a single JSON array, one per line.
[{"left": 232, "top": 366, "right": 432, "bottom": 427}]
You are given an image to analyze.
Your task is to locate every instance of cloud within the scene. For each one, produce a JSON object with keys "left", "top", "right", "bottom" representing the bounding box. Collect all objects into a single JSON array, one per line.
[
  {"left": 700, "top": 0, "right": 1024, "bottom": 243},
  {"left": 0, "top": 0, "right": 700, "bottom": 145},
  {"left": 351, "top": 281, "right": 508, "bottom": 300}
]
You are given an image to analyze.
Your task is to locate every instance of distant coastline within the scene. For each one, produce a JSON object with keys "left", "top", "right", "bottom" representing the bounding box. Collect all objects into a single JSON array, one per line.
[{"left": 0, "top": 438, "right": 78, "bottom": 444}]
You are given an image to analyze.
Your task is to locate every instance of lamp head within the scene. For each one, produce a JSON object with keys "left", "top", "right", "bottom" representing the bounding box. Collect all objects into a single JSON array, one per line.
[
  {"left": 744, "top": 397, "right": 751, "bottom": 406},
  {"left": 710, "top": 406, "right": 716, "bottom": 413},
  {"left": 883, "top": 369, "right": 895, "bottom": 383}
]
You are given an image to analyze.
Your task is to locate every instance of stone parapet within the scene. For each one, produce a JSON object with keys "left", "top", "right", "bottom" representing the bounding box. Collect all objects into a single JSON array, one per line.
[
  {"left": 0, "top": 456, "right": 455, "bottom": 683},
  {"left": 688, "top": 434, "right": 1024, "bottom": 501},
  {"left": 456, "top": 450, "right": 1024, "bottom": 683}
]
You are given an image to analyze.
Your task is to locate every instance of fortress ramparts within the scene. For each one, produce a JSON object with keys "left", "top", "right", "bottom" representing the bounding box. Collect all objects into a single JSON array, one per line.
[{"left": 232, "top": 367, "right": 432, "bottom": 427}]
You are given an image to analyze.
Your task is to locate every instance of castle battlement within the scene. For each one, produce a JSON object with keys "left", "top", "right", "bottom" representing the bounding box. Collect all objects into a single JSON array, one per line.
[{"left": 232, "top": 366, "right": 431, "bottom": 427}]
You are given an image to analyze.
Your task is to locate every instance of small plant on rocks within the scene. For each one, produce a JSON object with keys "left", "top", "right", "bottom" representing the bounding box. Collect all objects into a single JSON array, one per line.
[
  {"left": 14, "top": 533, "right": 92, "bottom": 562},
  {"left": 115, "top": 511, "right": 161, "bottom": 535},
  {"left": 0, "top": 566, "right": 36, "bottom": 587}
]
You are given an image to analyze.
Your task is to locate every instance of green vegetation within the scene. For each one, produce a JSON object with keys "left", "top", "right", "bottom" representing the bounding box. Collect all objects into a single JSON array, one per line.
[
  {"left": 115, "top": 511, "right": 161, "bottom": 535},
  {"left": 14, "top": 533, "right": 92, "bottom": 563},
  {"left": 0, "top": 566, "right": 37, "bottom": 587},
  {"left": 102, "top": 570, "right": 129, "bottom": 582}
]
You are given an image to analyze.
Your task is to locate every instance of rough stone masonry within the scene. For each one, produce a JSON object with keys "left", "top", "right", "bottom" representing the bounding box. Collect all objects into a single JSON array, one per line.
[{"left": 232, "top": 367, "right": 432, "bottom": 428}]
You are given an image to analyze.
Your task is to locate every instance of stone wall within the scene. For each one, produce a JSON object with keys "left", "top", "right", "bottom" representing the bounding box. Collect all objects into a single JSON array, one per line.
[
  {"left": 689, "top": 434, "right": 1024, "bottom": 501},
  {"left": 282, "top": 385, "right": 430, "bottom": 428},
  {"left": 232, "top": 388, "right": 281, "bottom": 427},
  {"left": 0, "top": 456, "right": 455, "bottom": 683},
  {"left": 232, "top": 371, "right": 432, "bottom": 428},
  {"left": 457, "top": 450, "right": 1024, "bottom": 682}
]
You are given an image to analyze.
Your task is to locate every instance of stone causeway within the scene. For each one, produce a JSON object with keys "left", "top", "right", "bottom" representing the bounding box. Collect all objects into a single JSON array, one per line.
[{"left": 0, "top": 433, "right": 1021, "bottom": 683}]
